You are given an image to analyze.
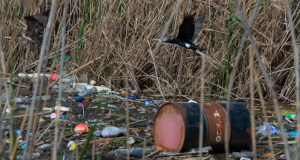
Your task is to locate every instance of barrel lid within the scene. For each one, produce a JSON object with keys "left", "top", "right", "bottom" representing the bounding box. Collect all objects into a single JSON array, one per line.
[{"left": 153, "top": 103, "right": 185, "bottom": 152}]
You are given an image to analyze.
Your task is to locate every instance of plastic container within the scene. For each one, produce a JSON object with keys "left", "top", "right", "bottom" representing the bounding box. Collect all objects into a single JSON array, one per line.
[
  {"left": 101, "top": 126, "right": 125, "bottom": 137},
  {"left": 231, "top": 152, "right": 260, "bottom": 160},
  {"left": 154, "top": 102, "right": 251, "bottom": 152},
  {"left": 108, "top": 148, "right": 146, "bottom": 158}
]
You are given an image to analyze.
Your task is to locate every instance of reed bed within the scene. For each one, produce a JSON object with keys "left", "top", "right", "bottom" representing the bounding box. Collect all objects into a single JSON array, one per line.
[{"left": 0, "top": 0, "right": 299, "bottom": 102}]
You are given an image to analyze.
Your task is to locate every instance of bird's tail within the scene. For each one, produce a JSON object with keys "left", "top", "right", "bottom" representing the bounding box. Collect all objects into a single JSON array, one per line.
[
  {"left": 192, "top": 50, "right": 201, "bottom": 57},
  {"left": 197, "top": 47, "right": 206, "bottom": 51}
]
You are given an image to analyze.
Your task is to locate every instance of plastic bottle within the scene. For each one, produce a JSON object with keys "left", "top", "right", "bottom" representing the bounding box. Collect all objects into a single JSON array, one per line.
[
  {"left": 15, "top": 97, "right": 31, "bottom": 103},
  {"left": 284, "top": 113, "right": 297, "bottom": 119},
  {"left": 15, "top": 153, "right": 40, "bottom": 159},
  {"left": 117, "top": 87, "right": 132, "bottom": 92},
  {"left": 17, "top": 73, "right": 51, "bottom": 79},
  {"left": 61, "top": 76, "right": 73, "bottom": 84},
  {"left": 188, "top": 146, "right": 213, "bottom": 152},
  {"left": 105, "top": 94, "right": 118, "bottom": 99},
  {"left": 56, "top": 97, "right": 67, "bottom": 102},
  {"left": 73, "top": 96, "right": 84, "bottom": 102},
  {"left": 36, "top": 144, "right": 51, "bottom": 153},
  {"left": 75, "top": 84, "right": 86, "bottom": 92},
  {"left": 231, "top": 152, "right": 260, "bottom": 160},
  {"left": 256, "top": 129, "right": 268, "bottom": 141},
  {"left": 108, "top": 148, "right": 147, "bottom": 158},
  {"left": 1, "top": 93, "right": 6, "bottom": 101},
  {"left": 78, "top": 87, "right": 97, "bottom": 97},
  {"left": 122, "top": 95, "right": 137, "bottom": 100},
  {"left": 101, "top": 126, "right": 125, "bottom": 137},
  {"left": 32, "top": 95, "right": 51, "bottom": 101}
]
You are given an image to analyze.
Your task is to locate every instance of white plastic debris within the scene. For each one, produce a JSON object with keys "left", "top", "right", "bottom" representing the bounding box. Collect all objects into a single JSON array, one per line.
[
  {"left": 18, "top": 73, "right": 51, "bottom": 79},
  {"left": 67, "top": 141, "right": 75, "bottom": 147},
  {"left": 101, "top": 126, "right": 125, "bottom": 137},
  {"left": 188, "top": 99, "right": 197, "bottom": 103},
  {"left": 55, "top": 106, "right": 70, "bottom": 111}
]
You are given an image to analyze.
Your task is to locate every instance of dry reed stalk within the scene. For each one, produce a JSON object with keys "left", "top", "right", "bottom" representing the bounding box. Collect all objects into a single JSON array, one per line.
[
  {"left": 199, "top": 55, "right": 205, "bottom": 160},
  {"left": 249, "top": 45, "right": 257, "bottom": 160}
]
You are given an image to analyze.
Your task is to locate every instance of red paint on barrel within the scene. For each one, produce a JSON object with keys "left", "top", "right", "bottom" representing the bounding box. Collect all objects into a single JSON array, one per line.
[{"left": 154, "top": 104, "right": 185, "bottom": 151}]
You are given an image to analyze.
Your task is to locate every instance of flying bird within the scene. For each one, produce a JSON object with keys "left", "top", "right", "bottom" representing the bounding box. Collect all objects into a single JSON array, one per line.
[
  {"left": 22, "top": 10, "right": 50, "bottom": 44},
  {"left": 154, "top": 13, "right": 206, "bottom": 56}
]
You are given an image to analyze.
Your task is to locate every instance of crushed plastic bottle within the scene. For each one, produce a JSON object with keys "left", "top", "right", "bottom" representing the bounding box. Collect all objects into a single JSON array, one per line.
[
  {"left": 256, "top": 122, "right": 281, "bottom": 141},
  {"left": 36, "top": 144, "right": 51, "bottom": 153},
  {"left": 101, "top": 126, "right": 126, "bottom": 137},
  {"left": 108, "top": 148, "right": 147, "bottom": 158},
  {"left": 231, "top": 152, "right": 260, "bottom": 160}
]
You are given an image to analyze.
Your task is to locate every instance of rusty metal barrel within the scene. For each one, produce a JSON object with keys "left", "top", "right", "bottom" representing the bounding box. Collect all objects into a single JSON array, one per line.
[{"left": 153, "top": 102, "right": 251, "bottom": 153}]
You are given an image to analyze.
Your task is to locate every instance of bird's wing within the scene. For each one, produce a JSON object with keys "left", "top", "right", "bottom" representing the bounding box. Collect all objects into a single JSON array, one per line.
[
  {"left": 24, "top": 16, "right": 38, "bottom": 30},
  {"left": 176, "top": 14, "right": 195, "bottom": 41},
  {"left": 192, "top": 13, "right": 206, "bottom": 41},
  {"left": 24, "top": 16, "right": 45, "bottom": 41},
  {"left": 24, "top": 16, "right": 39, "bottom": 37},
  {"left": 33, "top": 9, "right": 50, "bottom": 27}
]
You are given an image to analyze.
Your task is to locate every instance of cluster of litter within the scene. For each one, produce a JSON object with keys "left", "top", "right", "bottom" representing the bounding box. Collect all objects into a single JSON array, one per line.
[{"left": 0, "top": 73, "right": 298, "bottom": 159}]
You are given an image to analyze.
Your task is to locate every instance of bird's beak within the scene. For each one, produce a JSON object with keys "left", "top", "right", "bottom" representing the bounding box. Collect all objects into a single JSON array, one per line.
[{"left": 152, "top": 39, "right": 161, "bottom": 42}]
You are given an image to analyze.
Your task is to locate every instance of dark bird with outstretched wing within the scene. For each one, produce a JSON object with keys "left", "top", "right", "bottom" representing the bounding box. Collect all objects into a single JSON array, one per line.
[{"left": 154, "top": 13, "right": 206, "bottom": 56}]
